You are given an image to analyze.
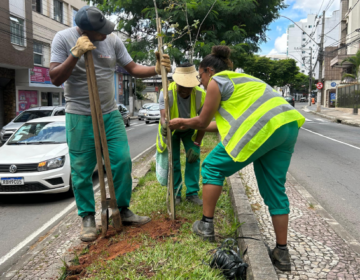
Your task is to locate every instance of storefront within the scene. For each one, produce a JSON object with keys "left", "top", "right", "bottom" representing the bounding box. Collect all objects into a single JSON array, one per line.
[
  {"left": 324, "top": 80, "right": 340, "bottom": 108},
  {"left": 15, "top": 66, "right": 64, "bottom": 115}
]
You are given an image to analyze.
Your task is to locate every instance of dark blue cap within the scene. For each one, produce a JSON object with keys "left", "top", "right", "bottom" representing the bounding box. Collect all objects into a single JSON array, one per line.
[{"left": 75, "top": 6, "right": 115, "bottom": 35}]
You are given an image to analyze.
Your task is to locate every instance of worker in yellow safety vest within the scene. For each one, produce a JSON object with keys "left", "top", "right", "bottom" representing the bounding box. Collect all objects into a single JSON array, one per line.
[
  {"left": 169, "top": 46, "right": 305, "bottom": 272},
  {"left": 156, "top": 63, "right": 206, "bottom": 206}
]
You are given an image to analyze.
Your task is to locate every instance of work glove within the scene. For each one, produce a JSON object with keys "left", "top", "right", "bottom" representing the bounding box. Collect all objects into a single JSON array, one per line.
[
  {"left": 186, "top": 145, "right": 200, "bottom": 164},
  {"left": 161, "top": 123, "right": 168, "bottom": 138},
  {"left": 155, "top": 52, "right": 172, "bottom": 74},
  {"left": 70, "top": 35, "right": 96, "bottom": 58}
]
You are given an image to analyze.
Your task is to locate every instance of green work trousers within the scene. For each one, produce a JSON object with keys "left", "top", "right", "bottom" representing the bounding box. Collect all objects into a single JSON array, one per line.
[
  {"left": 66, "top": 110, "right": 132, "bottom": 217},
  {"left": 172, "top": 129, "right": 200, "bottom": 197},
  {"left": 201, "top": 121, "right": 299, "bottom": 216}
]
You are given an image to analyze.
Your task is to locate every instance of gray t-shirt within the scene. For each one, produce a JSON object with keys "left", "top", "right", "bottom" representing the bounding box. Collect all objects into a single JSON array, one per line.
[
  {"left": 212, "top": 76, "right": 234, "bottom": 101},
  {"left": 50, "top": 27, "right": 133, "bottom": 115},
  {"left": 159, "top": 91, "right": 194, "bottom": 118}
]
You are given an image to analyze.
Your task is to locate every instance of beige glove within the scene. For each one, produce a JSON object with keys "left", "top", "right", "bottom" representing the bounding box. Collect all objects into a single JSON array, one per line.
[
  {"left": 155, "top": 52, "right": 172, "bottom": 74},
  {"left": 70, "top": 36, "right": 96, "bottom": 58}
]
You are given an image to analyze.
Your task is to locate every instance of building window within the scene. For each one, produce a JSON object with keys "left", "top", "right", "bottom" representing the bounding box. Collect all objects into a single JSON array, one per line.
[
  {"left": 302, "top": 70, "right": 305, "bottom": 73},
  {"left": 302, "top": 44, "right": 305, "bottom": 47},
  {"left": 303, "top": 32, "right": 306, "bottom": 35},
  {"left": 33, "top": 42, "right": 43, "bottom": 65},
  {"left": 53, "top": 0, "right": 63, "bottom": 23},
  {"left": 32, "top": 0, "right": 42, "bottom": 13},
  {"left": 10, "top": 16, "right": 25, "bottom": 46},
  {"left": 302, "top": 51, "right": 305, "bottom": 54},
  {"left": 309, "top": 25, "right": 312, "bottom": 28}
]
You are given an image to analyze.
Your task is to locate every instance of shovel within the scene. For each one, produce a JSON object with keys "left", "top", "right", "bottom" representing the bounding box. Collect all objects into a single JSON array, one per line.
[{"left": 84, "top": 51, "right": 122, "bottom": 237}]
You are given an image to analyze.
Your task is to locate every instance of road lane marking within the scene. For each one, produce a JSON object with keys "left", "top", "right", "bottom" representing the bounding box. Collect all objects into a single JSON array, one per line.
[
  {"left": 0, "top": 144, "right": 156, "bottom": 267},
  {"left": 126, "top": 128, "right": 134, "bottom": 132},
  {"left": 301, "top": 127, "right": 360, "bottom": 151},
  {"left": 315, "top": 118, "right": 327, "bottom": 122},
  {"left": 147, "top": 124, "right": 157, "bottom": 127},
  {"left": 305, "top": 118, "right": 312, "bottom": 122}
]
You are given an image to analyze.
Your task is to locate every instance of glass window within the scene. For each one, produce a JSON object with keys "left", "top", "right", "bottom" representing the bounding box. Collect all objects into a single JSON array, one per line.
[
  {"left": 41, "top": 92, "right": 48, "bottom": 106},
  {"left": 309, "top": 25, "right": 312, "bottom": 28},
  {"left": 73, "top": 9, "right": 78, "bottom": 26},
  {"left": 53, "top": 0, "right": 63, "bottom": 23},
  {"left": 32, "top": 0, "right": 42, "bottom": 13},
  {"left": 10, "top": 16, "right": 25, "bottom": 46},
  {"left": 52, "top": 93, "right": 60, "bottom": 106},
  {"left": 13, "top": 110, "right": 53, "bottom": 123},
  {"left": 33, "top": 41, "right": 43, "bottom": 65}
]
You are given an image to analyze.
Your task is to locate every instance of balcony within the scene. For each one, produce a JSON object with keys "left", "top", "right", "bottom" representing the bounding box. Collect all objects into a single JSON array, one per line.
[{"left": 330, "top": 54, "right": 353, "bottom": 68}]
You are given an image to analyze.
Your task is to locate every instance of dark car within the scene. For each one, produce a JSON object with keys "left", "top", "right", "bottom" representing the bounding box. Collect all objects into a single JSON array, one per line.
[
  {"left": 284, "top": 96, "right": 295, "bottom": 107},
  {"left": 117, "top": 104, "right": 130, "bottom": 127}
]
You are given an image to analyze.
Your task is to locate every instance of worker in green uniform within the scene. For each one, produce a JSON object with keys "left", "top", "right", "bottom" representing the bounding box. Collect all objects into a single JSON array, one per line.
[
  {"left": 169, "top": 46, "right": 305, "bottom": 272},
  {"left": 157, "top": 63, "right": 206, "bottom": 206}
]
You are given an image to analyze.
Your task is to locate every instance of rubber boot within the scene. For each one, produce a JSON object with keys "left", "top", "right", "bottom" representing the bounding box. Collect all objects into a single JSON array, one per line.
[
  {"left": 192, "top": 220, "right": 215, "bottom": 242},
  {"left": 270, "top": 247, "right": 291, "bottom": 271},
  {"left": 80, "top": 214, "right": 97, "bottom": 242}
]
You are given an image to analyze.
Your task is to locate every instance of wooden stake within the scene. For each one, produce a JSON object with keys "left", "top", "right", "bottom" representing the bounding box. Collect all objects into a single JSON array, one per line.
[{"left": 156, "top": 17, "right": 175, "bottom": 220}]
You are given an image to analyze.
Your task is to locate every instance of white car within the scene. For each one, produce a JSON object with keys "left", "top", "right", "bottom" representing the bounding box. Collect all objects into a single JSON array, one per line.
[
  {"left": 0, "top": 116, "right": 72, "bottom": 195},
  {"left": 145, "top": 105, "right": 160, "bottom": 124},
  {"left": 138, "top": 103, "right": 157, "bottom": 120}
]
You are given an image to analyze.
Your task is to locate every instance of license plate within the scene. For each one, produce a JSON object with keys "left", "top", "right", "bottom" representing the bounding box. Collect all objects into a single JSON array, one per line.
[{"left": 0, "top": 177, "right": 24, "bottom": 185}]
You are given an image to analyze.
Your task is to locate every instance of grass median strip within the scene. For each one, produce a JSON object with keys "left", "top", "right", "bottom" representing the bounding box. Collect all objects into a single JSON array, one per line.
[{"left": 63, "top": 133, "right": 240, "bottom": 279}]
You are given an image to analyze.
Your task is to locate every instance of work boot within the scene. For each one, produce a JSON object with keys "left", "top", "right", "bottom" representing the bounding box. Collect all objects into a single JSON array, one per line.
[
  {"left": 270, "top": 247, "right": 291, "bottom": 271},
  {"left": 80, "top": 214, "right": 97, "bottom": 242},
  {"left": 120, "top": 208, "right": 151, "bottom": 226},
  {"left": 186, "top": 195, "right": 203, "bottom": 206},
  {"left": 192, "top": 220, "right": 215, "bottom": 242},
  {"left": 175, "top": 196, "right": 182, "bottom": 205}
]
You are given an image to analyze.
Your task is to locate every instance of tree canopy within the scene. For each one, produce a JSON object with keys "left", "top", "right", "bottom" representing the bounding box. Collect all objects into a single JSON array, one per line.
[{"left": 91, "top": 0, "right": 286, "bottom": 64}]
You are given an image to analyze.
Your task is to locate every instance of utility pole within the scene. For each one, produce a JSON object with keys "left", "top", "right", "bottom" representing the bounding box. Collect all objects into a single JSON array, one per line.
[
  {"left": 308, "top": 47, "right": 313, "bottom": 106},
  {"left": 316, "top": 10, "right": 325, "bottom": 112}
]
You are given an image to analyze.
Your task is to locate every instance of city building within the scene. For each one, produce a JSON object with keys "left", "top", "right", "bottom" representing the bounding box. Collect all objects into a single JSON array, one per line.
[{"left": 0, "top": 0, "right": 86, "bottom": 130}]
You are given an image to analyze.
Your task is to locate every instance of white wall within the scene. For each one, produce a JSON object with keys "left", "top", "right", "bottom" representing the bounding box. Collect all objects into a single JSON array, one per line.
[
  {"left": 347, "top": 0, "right": 360, "bottom": 55},
  {"left": 9, "top": 0, "right": 25, "bottom": 18}
]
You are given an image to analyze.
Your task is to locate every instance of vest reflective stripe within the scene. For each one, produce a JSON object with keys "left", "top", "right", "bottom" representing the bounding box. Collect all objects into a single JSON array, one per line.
[
  {"left": 229, "top": 103, "right": 294, "bottom": 158},
  {"left": 195, "top": 90, "right": 202, "bottom": 113},
  {"left": 222, "top": 85, "right": 283, "bottom": 147},
  {"left": 212, "top": 70, "right": 305, "bottom": 162}
]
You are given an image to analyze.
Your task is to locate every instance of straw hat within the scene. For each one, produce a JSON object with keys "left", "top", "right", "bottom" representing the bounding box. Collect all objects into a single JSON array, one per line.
[{"left": 172, "top": 65, "right": 200, "bottom": 88}]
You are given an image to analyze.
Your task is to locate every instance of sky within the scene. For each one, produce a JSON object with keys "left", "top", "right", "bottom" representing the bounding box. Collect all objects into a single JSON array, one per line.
[{"left": 258, "top": 0, "right": 340, "bottom": 55}]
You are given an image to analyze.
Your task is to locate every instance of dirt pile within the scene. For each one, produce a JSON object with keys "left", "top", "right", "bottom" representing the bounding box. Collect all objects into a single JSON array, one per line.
[{"left": 64, "top": 216, "right": 186, "bottom": 279}]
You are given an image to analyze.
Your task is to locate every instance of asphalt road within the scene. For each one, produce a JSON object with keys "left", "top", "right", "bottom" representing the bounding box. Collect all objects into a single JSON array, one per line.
[
  {"left": 290, "top": 104, "right": 360, "bottom": 242},
  {"left": 0, "top": 119, "right": 158, "bottom": 276}
]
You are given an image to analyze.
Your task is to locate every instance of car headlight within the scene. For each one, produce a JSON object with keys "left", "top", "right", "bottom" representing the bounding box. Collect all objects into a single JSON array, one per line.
[
  {"left": 144, "top": 113, "right": 147, "bottom": 116},
  {"left": 38, "top": 156, "right": 65, "bottom": 172}
]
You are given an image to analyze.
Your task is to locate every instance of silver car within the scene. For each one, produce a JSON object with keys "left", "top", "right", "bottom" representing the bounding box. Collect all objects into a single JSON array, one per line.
[
  {"left": 138, "top": 103, "right": 157, "bottom": 120},
  {"left": 145, "top": 105, "right": 160, "bottom": 124},
  {"left": 0, "top": 106, "right": 65, "bottom": 144}
]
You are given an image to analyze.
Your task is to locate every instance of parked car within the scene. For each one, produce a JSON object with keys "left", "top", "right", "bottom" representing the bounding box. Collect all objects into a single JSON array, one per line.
[
  {"left": 300, "top": 97, "right": 307, "bottom": 102},
  {"left": 0, "top": 116, "right": 73, "bottom": 195},
  {"left": 284, "top": 96, "right": 295, "bottom": 107},
  {"left": 117, "top": 104, "right": 130, "bottom": 127},
  {"left": 138, "top": 103, "right": 157, "bottom": 120},
  {"left": 145, "top": 105, "right": 160, "bottom": 124},
  {"left": 0, "top": 106, "right": 65, "bottom": 144}
]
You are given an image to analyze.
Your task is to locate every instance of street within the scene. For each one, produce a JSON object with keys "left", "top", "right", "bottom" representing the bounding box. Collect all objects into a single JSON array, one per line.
[
  {"left": 290, "top": 105, "right": 360, "bottom": 242},
  {"left": 0, "top": 119, "right": 158, "bottom": 275}
]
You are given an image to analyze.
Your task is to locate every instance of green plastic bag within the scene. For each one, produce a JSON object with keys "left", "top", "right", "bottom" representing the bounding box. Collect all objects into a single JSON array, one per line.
[{"left": 156, "top": 149, "right": 168, "bottom": 186}]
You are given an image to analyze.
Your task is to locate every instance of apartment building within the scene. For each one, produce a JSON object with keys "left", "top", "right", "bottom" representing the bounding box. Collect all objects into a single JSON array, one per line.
[{"left": 0, "top": 0, "right": 86, "bottom": 130}]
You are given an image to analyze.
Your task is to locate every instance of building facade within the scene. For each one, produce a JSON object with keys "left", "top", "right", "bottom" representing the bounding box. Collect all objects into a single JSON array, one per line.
[{"left": 0, "top": 0, "right": 86, "bottom": 130}]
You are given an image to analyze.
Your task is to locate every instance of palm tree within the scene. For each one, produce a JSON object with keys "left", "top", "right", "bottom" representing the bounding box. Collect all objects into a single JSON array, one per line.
[{"left": 340, "top": 50, "right": 360, "bottom": 82}]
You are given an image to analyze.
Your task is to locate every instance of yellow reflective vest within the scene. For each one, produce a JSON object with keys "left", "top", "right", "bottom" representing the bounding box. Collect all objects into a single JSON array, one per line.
[
  {"left": 212, "top": 71, "right": 305, "bottom": 162},
  {"left": 156, "top": 82, "right": 206, "bottom": 153}
]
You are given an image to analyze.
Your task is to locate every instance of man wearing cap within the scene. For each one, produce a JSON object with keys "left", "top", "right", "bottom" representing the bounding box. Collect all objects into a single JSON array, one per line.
[
  {"left": 156, "top": 63, "right": 206, "bottom": 206},
  {"left": 49, "top": 6, "right": 171, "bottom": 242}
]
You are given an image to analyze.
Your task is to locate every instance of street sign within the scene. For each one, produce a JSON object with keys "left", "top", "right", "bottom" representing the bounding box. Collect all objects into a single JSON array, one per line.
[
  {"left": 316, "top": 82, "right": 323, "bottom": 89},
  {"left": 331, "top": 82, "right": 337, "bottom": 87}
]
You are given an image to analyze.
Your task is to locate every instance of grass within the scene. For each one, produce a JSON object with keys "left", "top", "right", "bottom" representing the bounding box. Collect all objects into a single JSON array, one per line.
[
  {"left": 84, "top": 133, "right": 240, "bottom": 279},
  {"left": 308, "top": 203, "right": 315, "bottom": 209}
]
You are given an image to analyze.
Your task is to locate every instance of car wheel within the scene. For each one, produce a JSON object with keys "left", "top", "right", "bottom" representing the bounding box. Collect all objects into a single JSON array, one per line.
[
  {"left": 145, "top": 120, "right": 149, "bottom": 124},
  {"left": 126, "top": 118, "right": 130, "bottom": 127},
  {"left": 138, "top": 117, "right": 141, "bottom": 120}
]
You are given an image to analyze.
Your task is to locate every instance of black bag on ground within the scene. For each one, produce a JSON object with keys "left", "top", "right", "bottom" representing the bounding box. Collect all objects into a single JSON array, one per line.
[{"left": 208, "top": 238, "right": 248, "bottom": 280}]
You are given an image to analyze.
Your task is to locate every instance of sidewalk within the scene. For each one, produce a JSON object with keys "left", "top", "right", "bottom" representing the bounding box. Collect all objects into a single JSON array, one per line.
[
  {"left": 240, "top": 164, "right": 360, "bottom": 279},
  {"left": 304, "top": 105, "right": 360, "bottom": 127}
]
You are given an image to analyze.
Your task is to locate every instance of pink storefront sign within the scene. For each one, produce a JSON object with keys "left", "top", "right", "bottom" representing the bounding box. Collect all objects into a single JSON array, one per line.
[
  {"left": 30, "top": 66, "right": 51, "bottom": 84},
  {"left": 18, "top": 90, "right": 38, "bottom": 112}
]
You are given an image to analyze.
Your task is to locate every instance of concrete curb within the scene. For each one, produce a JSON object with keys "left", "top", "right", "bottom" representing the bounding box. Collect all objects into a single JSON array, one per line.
[
  {"left": 303, "top": 106, "right": 360, "bottom": 127},
  {"left": 227, "top": 173, "right": 278, "bottom": 280},
  {"left": 287, "top": 172, "right": 360, "bottom": 256}
]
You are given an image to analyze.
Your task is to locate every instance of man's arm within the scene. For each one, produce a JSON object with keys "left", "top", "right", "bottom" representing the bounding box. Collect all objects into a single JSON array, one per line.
[
  {"left": 124, "top": 61, "right": 157, "bottom": 78},
  {"left": 49, "top": 57, "right": 78, "bottom": 86},
  {"left": 160, "top": 109, "right": 166, "bottom": 126}
]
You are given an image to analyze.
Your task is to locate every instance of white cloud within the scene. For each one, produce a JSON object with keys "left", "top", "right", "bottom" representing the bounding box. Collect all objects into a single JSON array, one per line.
[
  {"left": 268, "top": 49, "right": 278, "bottom": 55},
  {"left": 274, "top": 33, "right": 288, "bottom": 54},
  {"left": 291, "top": 0, "right": 340, "bottom": 15},
  {"left": 276, "top": 26, "right": 282, "bottom": 33}
]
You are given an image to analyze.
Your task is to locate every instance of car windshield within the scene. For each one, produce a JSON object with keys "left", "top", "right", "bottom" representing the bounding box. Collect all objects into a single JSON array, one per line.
[
  {"left": 142, "top": 104, "right": 153, "bottom": 109},
  {"left": 285, "top": 97, "right": 293, "bottom": 101},
  {"left": 149, "top": 106, "right": 159, "bottom": 111},
  {"left": 13, "top": 110, "right": 53, "bottom": 123},
  {"left": 7, "top": 121, "right": 66, "bottom": 145}
]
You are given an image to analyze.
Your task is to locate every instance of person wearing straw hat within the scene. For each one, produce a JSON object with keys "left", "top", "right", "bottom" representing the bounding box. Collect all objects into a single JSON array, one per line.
[{"left": 156, "top": 63, "right": 206, "bottom": 206}]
